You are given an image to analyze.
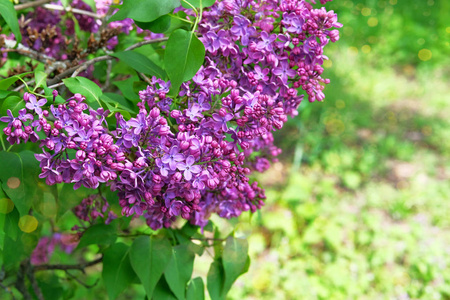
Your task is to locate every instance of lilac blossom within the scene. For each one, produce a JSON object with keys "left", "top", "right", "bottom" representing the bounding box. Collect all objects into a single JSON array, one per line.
[
  {"left": 177, "top": 156, "right": 202, "bottom": 181},
  {"left": 0, "top": 0, "right": 341, "bottom": 231},
  {"left": 25, "top": 94, "right": 47, "bottom": 115}
]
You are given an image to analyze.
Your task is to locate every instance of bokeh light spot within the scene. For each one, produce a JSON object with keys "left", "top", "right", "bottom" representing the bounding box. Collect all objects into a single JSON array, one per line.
[
  {"left": 326, "top": 119, "right": 345, "bottom": 135},
  {"left": 368, "top": 17, "right": 378, "bottom": 27},
  {"left": 361, "top": 8, "right": 371, "bottom": 16},
  {"left": 323, "top": 59, "right": 333, "bottom": 68},
  {"left": 39, "top": 202, "right": 57, "bottom": 218},
  {"left": 361, "top": 45, "right": 371, "bottom": 54},
  {"left": 0, "top": 198, "right": 14, "bottom": 214},
  {"left": 418, "top": 49, "right": 432, "bottom": 61},
  {"left": 348, "top": 46, "right": 358, "bottom": 56},
  {"left": 19, "top": 215, "right": 39, "bottom": 233},
  {"left": 368, "top": 36, "right": 377, "bottom": 44},
  {"left": 389, "top": 0, "right": 397, "bottom": 4},
  {"left": 417, "top": 38, "right": 425, "bottom": 45},
  {"left": 335, "top": 100, "right": 345, "bottom": 109},
  {"left": 446, "top": 27, "right": 450, "bottom": 34},
  {"left": 7, "top": 177, "right": 20, "bottom": 189}
]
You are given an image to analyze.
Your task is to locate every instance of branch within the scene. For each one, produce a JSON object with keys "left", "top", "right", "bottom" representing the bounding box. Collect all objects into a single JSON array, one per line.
[
  {"left": 3, "top": 40, "right": 56, "bottom": 64},
  {"left": 72, "top": 54, "right": 112, "bottom": 77},
  {"left": 47, "top": 37, "right": 170, "bottom": 85},
  {"left": 137, "top": 72, "right": 153, "bottom": 85},
  {"left": 102, "top": 59, "right": 113, "bottom": 91},
  {"left": 14, "top": 0, "right": 52, "bottom": 10},
  {"left": 124, "top": 37, "right": 169, "bottom": 52},
  {"left": 33, "top": 256, "right": 103, "bottom": 273},
  {"left": 15, "top": 262, "right": 32, "bottom": 300},
  {"left": 42, "top": 4, "right": 101, "bottom": 19},
  {"left": 64, "top": 270, "right": 99, "bottom": 288},
  {"left": 25, "top": 263, "right": 44, "bottom": 300}
]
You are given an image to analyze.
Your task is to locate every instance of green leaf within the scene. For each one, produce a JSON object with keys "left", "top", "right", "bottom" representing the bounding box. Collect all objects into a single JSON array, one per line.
[
  {"left": 135, "top": 15, "right": 172, "bottom": 33},
  {"left": 43, "top": 87, "right": 65, "bottom": 104},
  {"left": 1, "top": 95, "right": 25, "bottom": 116},
  {"left": 164, "top": 244, "right": 196, "bottom": 300},
  {"left": 102, "top": 93, "right": 134, "bottom": 111},
  {"left": 186, "top": 277, "right": 204, "bottom": 300},
  {"left": 207, "top": 259, "right": 225, "bottom": 300},
  {"left": 0, "top": 0, "right": 22, "bottom": 44},
  {"left": 56, "top": 183, "right": 91, "bottom": 221},
  {"left": 111, "top": 51, "right": 166, "bottom": 79},
  {"left": 0, "top": 90, "right": 13, "bottom": 100},
  {"left": 0, "top": 151, "right": 41, "bottom": 216},
  {"left": 222, "top": 236, "right": 249, "bottom": 294},
  {"left": 77, "top": 224, "right": 117, "bottom": 249},
  {"left": 129, "top": 235, "right": 172, "bottom": 298},
  {"left": 38, "top": 274, "right": 65, "bottom": 300},
  {"left": 165, "top": 12, "right": 192, "bottom": 33},
  {"left": 100, "top": 94, "right": 133, "bottom": 119},
  {"left": 3, "top": 234, "right": 26, "bottom": 271},
  {"left": 164, "top": 29, "right": 205, "bottom": 94},
  {"left": 181, "top": 0, "right": 216, "bottom": 8},
  {"left": 109, "top": 0, "right": 181, "bottom": 23},
  {"left": 63, "top": 77, "right": 102, "bottom": 108},
  {"left": 113, "top": 76, "right": 140, "bottom": 102},
  {"left": 33, "top": 71, "right": 48, "bottom": 91},
  {"left": 153, "top": 276, "right": 178, "bottom": 300},
  {"left": 1, "top": 205, "right": 19, "bottom": 241},
  {"left": 0, "top": 72, "right": 32, "bottom": 90},
  {"left": 102, "top": 243, "right": 136, "bottom": 300}
]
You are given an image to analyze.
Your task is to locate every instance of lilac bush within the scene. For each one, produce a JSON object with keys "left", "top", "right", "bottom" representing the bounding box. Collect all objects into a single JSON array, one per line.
[{"left": 0, "top": 0, "right": 340, "bottom": 298}]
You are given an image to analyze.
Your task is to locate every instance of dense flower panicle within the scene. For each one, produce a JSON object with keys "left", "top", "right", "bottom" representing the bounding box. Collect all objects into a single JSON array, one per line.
[{"left": 1, "top": 0, "right": 340, "bottom": 230}]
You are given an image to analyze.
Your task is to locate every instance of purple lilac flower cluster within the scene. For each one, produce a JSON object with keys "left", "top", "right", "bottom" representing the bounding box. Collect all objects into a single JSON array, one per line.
[
  {"left": 73, "top": 194, "right": 117, "bottom": 224},
  {"left": 199, "top": 0, "right": 341, "bottom": 104},
  {"left": 1, "top": 0, "right": 340, "bottom": 230},
  {"left": 30, "top": 233, "right": 78, "bottom": 265},
  {"left": 16, "top": 0, "right": 142, "bottom": 57}
]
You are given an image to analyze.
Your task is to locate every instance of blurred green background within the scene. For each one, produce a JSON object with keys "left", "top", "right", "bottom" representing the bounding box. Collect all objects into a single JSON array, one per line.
[{"left": 227, "top": 0, "right": 450, "bottom": 299}]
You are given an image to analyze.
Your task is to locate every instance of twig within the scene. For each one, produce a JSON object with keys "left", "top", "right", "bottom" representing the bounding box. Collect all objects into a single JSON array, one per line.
[
  {"left": 25, "top": 262, "right": 44, "bottom": 300},
  {"left": 71, "top": 54, "right": 112, "bottom": 77},
  {"left": 14, "top": 0, "right": 52, "bottom": 10},
  {"left": 15, "top": 262, "right": 32, "bottom": 300},
  {"left": 42, "top": 4, "right": 100, "bottom": 19},
  {"left": 124, "top": 37, "right": 169, "bottom": 52},
  {"left": 102, "top": 59, "right": 112, "bottom": 91},
  {"left": 13, "top": 79, "right": 35, "bottom": 92},
  {"left": 64, "top": 270, "right": 99, "bottom": 288},
  {"left": 3, "top": 40, "right": 56, "bottom": 63},
  {"left": 98, "top": 5, "right": 116, "bottom": 33},
  {"left": 33, "top": 256, "right": 103, "bottom": 273},
  {"left": 47, "top": 82, "right": 65, "bottom": 89},
  {"left": 138, "top": 72, "right": 153, "bottom": 85},
  {"left": 47, "top": 37, "right": 170, "bottom": 85}
]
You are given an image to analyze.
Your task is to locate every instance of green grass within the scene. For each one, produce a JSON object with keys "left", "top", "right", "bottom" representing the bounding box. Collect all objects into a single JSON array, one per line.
[{"left": 228, "top": 0, "right": 450, "bottom": 299}]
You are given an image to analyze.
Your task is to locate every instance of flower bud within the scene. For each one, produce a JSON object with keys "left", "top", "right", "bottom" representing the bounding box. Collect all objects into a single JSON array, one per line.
[
  {"left": 172, "top": 172, "right": 182, "bottom": 182},
  {"left": 76, "top": 150, "right": 86, "bottom": 161},
  {"left": 150, "top": 107, "right": 160, "bottom": 118},
  {"left": 12, "top": 119, "right": 22, "bottom": 129},
  {"left": 3, "top": 127, "right": 11, "bottom": 136},
  {"left": 171, "top": 110, "right": 181, "bottom": 118},
  {"left": 180, "top": 140, "right": 190, "bottom": 150},
  {"left": 23, "top": 92, "right": 31, "bottom": 102}
]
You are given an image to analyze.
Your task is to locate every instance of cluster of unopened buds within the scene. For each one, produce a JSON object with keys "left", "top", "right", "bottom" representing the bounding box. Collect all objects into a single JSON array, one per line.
[{"left": 1, "top": 0, "right": 341, "bottom": 230}]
